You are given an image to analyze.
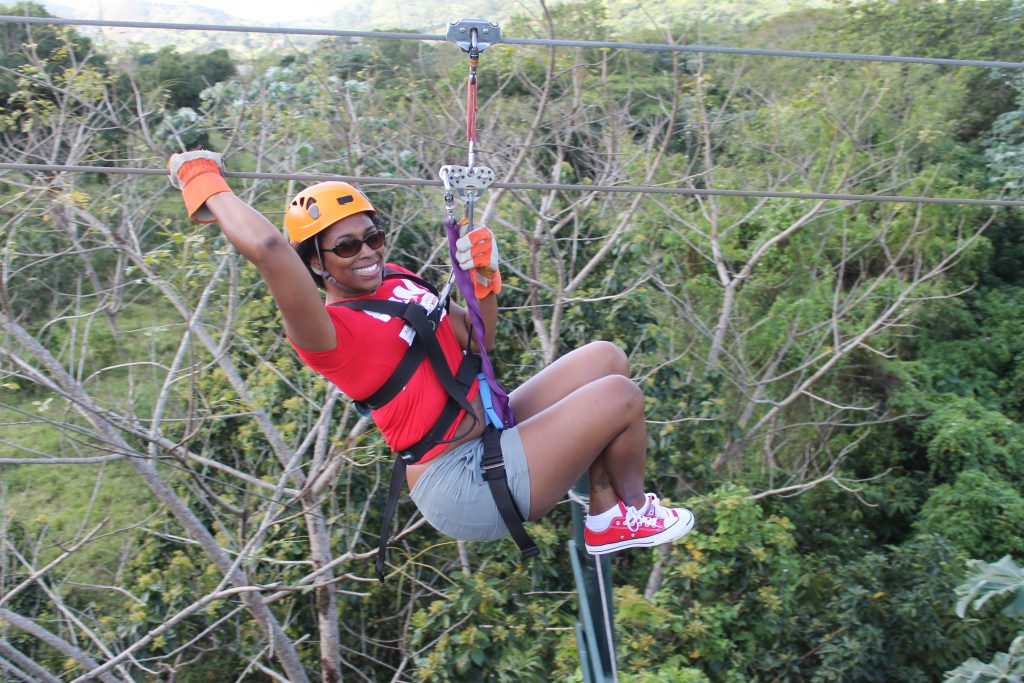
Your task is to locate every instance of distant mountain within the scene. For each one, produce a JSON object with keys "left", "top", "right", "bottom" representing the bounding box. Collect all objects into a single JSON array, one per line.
[
  {"left": 37, "top": 0, "right": 517, "bottom": 52},
  {"left": 36, "top": 0, "right": 836, "bottom": 53},
  {"left": 604, "top": 0, "right": 835, "bottom": 32},
  {"left": 40, "top": 0, "right": 513, "bottom": 33}
]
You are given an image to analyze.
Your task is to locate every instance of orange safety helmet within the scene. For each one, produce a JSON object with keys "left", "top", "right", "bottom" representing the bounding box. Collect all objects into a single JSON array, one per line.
[{"left": 284, "top": 181, "right": 377, "bottom": 245}]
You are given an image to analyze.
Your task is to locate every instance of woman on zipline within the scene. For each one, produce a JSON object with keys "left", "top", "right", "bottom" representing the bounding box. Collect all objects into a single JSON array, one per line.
[{"left": 168, "top": 150, "right": 694, "bottom": 566}]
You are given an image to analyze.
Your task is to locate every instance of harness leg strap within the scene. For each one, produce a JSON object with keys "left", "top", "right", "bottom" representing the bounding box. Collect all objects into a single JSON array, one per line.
[
  {"left": 481, "top": 425, "right": 540, "bottom": 559},
  {"left": 376, "top": 457, "right": 408, "bottom": 581}
]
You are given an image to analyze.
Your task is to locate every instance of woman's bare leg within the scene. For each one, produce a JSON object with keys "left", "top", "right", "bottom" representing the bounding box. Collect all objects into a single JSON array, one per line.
[
  {"left": 511, "top": 341, "right": 629, "bottom": 421},
  {"left": 517, "top": 375, "right": 647, "bottom": 519},
  {"left": 510, "top": 343, "right": 649, "bottom": 520}
]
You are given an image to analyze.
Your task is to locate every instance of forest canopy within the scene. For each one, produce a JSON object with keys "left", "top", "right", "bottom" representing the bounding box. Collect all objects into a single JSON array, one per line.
[{"left": 0, "top": 0, "right": 1022, "bottom": 680}]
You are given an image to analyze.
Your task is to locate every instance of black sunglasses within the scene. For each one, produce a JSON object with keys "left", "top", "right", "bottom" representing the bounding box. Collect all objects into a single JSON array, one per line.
[{"left": 322, "top": 229, "right": 386, "bottom": 258}]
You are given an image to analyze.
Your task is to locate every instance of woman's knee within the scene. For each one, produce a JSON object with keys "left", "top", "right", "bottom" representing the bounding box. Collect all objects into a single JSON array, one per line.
[
  {"left": 583, "top": 340, "right": 629, "bottom": 377},
  {"left": 596, "top": 374, "right": 644, "bottom": 417}
]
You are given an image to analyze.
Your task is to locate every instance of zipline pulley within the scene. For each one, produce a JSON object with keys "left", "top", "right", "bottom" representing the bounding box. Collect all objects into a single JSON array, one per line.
[
  {"left": 438, "top": 164, "right": 495, "bottom": 203},
  {"left": 445, "top": 18, "right": 502, "bottom": 53}
]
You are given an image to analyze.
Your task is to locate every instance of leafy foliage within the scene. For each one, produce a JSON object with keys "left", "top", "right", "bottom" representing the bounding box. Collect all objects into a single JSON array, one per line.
[
  {"left": 944, "top": 638, "right": 1024, "bottom": 683},
  {"left": 985, "top": 74, "right": 1024, "bottom": 198},
  {"left": 917, "top": 397, "right": 1024, "bottom": 484},
  {"left": 404, "top": 524, "right": 574, "bottom": 682},
  {"left": 915, "top": 471, "right": 1024, "bottom": 560},
  {"left": 955, "top": 556, "right": 1024, "bottom": 620},
  {"left": 945, "top": 556, "right": 1024, "bottom": 683},
  {"left": 638, "top": 485, "right": 804, "bottom": 680},
  {"left": 3, "top": 0, "right": 1024, "bottom": 680},
  {"left": 0, "top": 2, "right": 101, "bottom": 122}
]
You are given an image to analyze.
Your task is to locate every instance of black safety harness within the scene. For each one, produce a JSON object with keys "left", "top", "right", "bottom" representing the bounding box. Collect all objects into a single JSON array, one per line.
[{"left": 331, "top": 269, "right": 538, "bottom": 581}]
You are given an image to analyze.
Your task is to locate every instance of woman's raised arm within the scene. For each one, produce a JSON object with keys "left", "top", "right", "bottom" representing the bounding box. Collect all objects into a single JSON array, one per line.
[{"left": 169, "top": 152, "right": 335, "bottom": 352}]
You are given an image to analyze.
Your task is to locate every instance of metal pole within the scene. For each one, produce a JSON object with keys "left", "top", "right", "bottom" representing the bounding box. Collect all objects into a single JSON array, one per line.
[{"left": 569, "top": 476, "right": 617, "bottom": 682}]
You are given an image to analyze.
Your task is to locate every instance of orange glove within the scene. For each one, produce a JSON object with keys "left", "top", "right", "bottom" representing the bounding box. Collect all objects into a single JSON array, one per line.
[
  {"left": 469, "top": 267, "right": 502, "bottom": 299},
  {"left": 456, "top": 221, "right": 502, "bottom": 298},
  {"left": 167, "top": 150, "right": 231, "bottom": 223}
]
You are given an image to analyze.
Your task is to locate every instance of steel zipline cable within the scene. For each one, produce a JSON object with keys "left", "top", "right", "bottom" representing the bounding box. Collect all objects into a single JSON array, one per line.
[
  {"left": 2, "top": 162, "right": 1023, "bottom": 208},
  {"left": 1, "top": 15, "right": 1023, "bottom": 208},
  {"left": 1, "top": 14, "right": 1024, "bottom": 70}
]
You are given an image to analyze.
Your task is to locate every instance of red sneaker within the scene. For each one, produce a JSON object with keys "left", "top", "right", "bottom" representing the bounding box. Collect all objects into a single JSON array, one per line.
[{"left": 584, "top": 493, "right": 694, "bottom": 555}]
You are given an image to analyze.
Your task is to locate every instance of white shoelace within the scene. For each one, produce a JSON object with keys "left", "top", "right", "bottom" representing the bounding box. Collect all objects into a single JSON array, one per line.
[{"left": 624, "top": 503, "right": 660, "bottom": 532}]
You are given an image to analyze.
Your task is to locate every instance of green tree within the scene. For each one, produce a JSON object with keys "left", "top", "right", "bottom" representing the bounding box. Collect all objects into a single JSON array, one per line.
[
  {"left": 127, "top": 46, "right": 236, "bottom": 111},
  {"left": 915, "top": 470, "right": 1024, "bottom": 560},
  {"left": 643, "top": 485, "right": 804, "bottom": 681},
  {"left": 808, "top": 535, "right": 973, "bottom": 682},
  {"left": 917, "top": 396, "right": 1024, "bottom": 484},
  {"left": 0, "top": 2, "right": 99, "bottom": 105},
  {"left": 828, "top": 0, "right": 1024, "bottom": 139},
  {"left": 117, "top": 45, "right": 236, "bottom": 148},
  {"left": 984, "top": 74, "right": 1024, "bottom": 198},
  {"left": 945, "top": 555, "right": 1024, "bottom": 682}
]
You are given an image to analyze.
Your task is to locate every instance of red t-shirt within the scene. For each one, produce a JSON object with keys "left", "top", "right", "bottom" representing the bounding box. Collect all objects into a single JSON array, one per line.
[{"left": 290, "top": 264, "right": 479, "bottom": 463}]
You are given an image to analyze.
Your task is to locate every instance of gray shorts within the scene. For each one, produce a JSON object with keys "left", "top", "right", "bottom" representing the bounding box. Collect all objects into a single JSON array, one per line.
[{"left": 409, "top": 426, "right": 531, "bottom": 541}]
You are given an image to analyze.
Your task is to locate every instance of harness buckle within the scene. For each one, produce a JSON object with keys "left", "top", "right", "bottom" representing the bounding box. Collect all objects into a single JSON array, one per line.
[{"left": 481, "top": 460, "right": 507, "bottom": 482}]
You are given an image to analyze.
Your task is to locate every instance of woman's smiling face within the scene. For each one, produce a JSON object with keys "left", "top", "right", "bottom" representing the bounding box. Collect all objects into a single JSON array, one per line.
[{"left": 315, "top": 212, "right": 385, "bottom": 297}]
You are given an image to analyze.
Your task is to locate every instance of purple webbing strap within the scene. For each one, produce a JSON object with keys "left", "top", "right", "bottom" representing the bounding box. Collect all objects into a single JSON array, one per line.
[{"left": 445, "top": 215, "right": 514, "bottom": 428}]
